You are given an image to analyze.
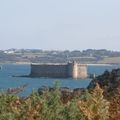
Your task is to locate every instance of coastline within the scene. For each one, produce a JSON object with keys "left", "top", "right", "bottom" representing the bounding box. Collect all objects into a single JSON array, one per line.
[
  {"left": 87, "top": 63, "right": 113, "bottom": 66},
  {"left": 0, "top": 62, "right": 31, "bottom": 65},
  {"left": 0, "top": 62, "right": 119, "bottom": 66}
]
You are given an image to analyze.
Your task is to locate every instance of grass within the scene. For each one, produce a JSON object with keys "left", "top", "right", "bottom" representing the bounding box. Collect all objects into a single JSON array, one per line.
[{"left": 98, "top": 57, "right": 120, "bottom": 64}]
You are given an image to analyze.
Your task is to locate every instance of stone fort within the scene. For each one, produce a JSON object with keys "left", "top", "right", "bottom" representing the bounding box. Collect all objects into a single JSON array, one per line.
[{"left": 30, "top": 61, "right": 87, "bottom": 79}]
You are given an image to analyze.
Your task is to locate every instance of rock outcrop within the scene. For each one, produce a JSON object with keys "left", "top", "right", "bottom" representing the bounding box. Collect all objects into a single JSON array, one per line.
[{"left": 88, "top": 69, "right": 120, "bottom": 94}]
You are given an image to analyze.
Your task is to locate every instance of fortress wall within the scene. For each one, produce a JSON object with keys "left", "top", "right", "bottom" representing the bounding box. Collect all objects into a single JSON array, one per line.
[
  {"left": 72, "top": 62, "right": 78, "bottom": 79},
  {"left": 77, "top": 64, "right": 88, "bottom": 79},
  {"left": 30, "top": 64, "right": 68, "bottom": 78},
  {"left": 68, "top": 62, "right": 87, "bottom": 79},
  {"left": 67, "top": 62, "right": 74, "bottom": 78},
  {"left": 30, "top": 62, "right": 88, "bottom": 79}
]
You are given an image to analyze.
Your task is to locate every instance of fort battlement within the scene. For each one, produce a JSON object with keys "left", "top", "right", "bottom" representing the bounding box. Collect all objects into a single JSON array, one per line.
[{"left": 30, "top": 62, "right": 87, "bottom": 79}]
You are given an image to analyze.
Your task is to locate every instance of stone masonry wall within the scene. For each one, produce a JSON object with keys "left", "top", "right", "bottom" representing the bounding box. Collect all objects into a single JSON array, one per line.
[
  {"left": 77, "top": 65, "right": 88, "bottom": 79},
  {"left": 30, "top": 64, "right": 68, "bottom": 78},
  {"left": 30, "top": 62, "right": 87, "bottom": 79}
]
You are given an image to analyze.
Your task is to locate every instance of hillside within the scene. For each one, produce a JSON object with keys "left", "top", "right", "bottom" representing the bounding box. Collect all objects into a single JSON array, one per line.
[{"left": 1, "top": 49, "right": 120, "bottom": 64}]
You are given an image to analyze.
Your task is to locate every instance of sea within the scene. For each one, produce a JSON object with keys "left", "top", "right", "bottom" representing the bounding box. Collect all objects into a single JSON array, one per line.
[{"left": 0, "top": 64, "right": 120, "bottom": 96}]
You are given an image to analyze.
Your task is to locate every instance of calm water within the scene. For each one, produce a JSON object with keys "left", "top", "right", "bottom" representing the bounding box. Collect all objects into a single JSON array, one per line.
[{"left": 0, "top": 64, "right": 120, "bottom": 96}]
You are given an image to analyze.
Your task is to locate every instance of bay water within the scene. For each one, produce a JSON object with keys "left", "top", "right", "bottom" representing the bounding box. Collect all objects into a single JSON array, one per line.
[{"left": 0, "top": 64, "right": 119, "bottom": 96}]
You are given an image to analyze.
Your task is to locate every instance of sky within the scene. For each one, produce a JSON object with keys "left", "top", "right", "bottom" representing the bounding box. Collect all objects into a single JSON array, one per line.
[{"left": 0, "top": 0, "right": 120, "bottom": 51}]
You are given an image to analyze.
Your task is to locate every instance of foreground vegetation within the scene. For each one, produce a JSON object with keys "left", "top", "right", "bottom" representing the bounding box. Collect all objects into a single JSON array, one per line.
[
  {"left": 0, "top": 68, "right": 120, "bottom": 120},
  {"left": 88, "top": 69, "right": 120, "bottom": 120},
  {"left": 0, "top": 82, "right": 110, "bottom": 120}
]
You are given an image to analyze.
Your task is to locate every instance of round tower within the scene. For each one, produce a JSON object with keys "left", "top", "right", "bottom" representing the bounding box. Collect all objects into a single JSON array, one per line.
[{"left": 72, "top": 61, "right": 78, "bottom": 79}]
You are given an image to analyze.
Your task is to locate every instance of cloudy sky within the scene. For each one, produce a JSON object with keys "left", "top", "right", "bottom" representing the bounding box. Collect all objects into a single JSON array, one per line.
[{"left": 0, "top": 0, "right": 120, "bottom": 50}]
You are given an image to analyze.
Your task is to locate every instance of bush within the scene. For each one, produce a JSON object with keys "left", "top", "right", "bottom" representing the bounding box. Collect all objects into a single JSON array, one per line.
[
  {"left": 0, "top": 82, "right": 110, "bottom": 120},
  {"left": 77, "top": 84, "right": 109, "bottom": 120}
]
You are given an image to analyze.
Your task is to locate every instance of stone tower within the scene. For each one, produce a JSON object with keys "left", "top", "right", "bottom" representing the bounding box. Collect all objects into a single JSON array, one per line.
[
  {"left": 68, "top": 61, "right": 87, "bottom": 79},
  {"left": 72, "top": 61, "right": 78, "bottom": 79}
]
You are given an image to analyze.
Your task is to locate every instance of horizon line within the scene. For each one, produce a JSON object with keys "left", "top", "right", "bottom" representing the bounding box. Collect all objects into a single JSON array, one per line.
[{"left": 1, "top": 48, "right": 120, "bottom": 52}]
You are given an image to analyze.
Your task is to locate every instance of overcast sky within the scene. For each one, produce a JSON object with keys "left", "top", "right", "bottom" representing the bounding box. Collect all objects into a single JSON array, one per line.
[{"left": 0, "top": 0, "right": 120, "bottom": 50}]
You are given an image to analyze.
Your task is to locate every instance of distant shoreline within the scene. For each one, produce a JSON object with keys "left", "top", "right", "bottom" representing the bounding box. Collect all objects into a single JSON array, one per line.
[
  {"left": 0, "top": 62, "right": 31, "bottom": 65},
  {"left": 0, "top": 62, "right": 120, "bottom": 66},
  {"left": 87, "top": 64, "right": 113, "bottom": 66}
]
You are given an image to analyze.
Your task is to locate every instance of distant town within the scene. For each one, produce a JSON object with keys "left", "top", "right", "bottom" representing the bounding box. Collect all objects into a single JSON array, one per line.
[{"left": 1, "top": 49, "right": 120, "bottom": 64}]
